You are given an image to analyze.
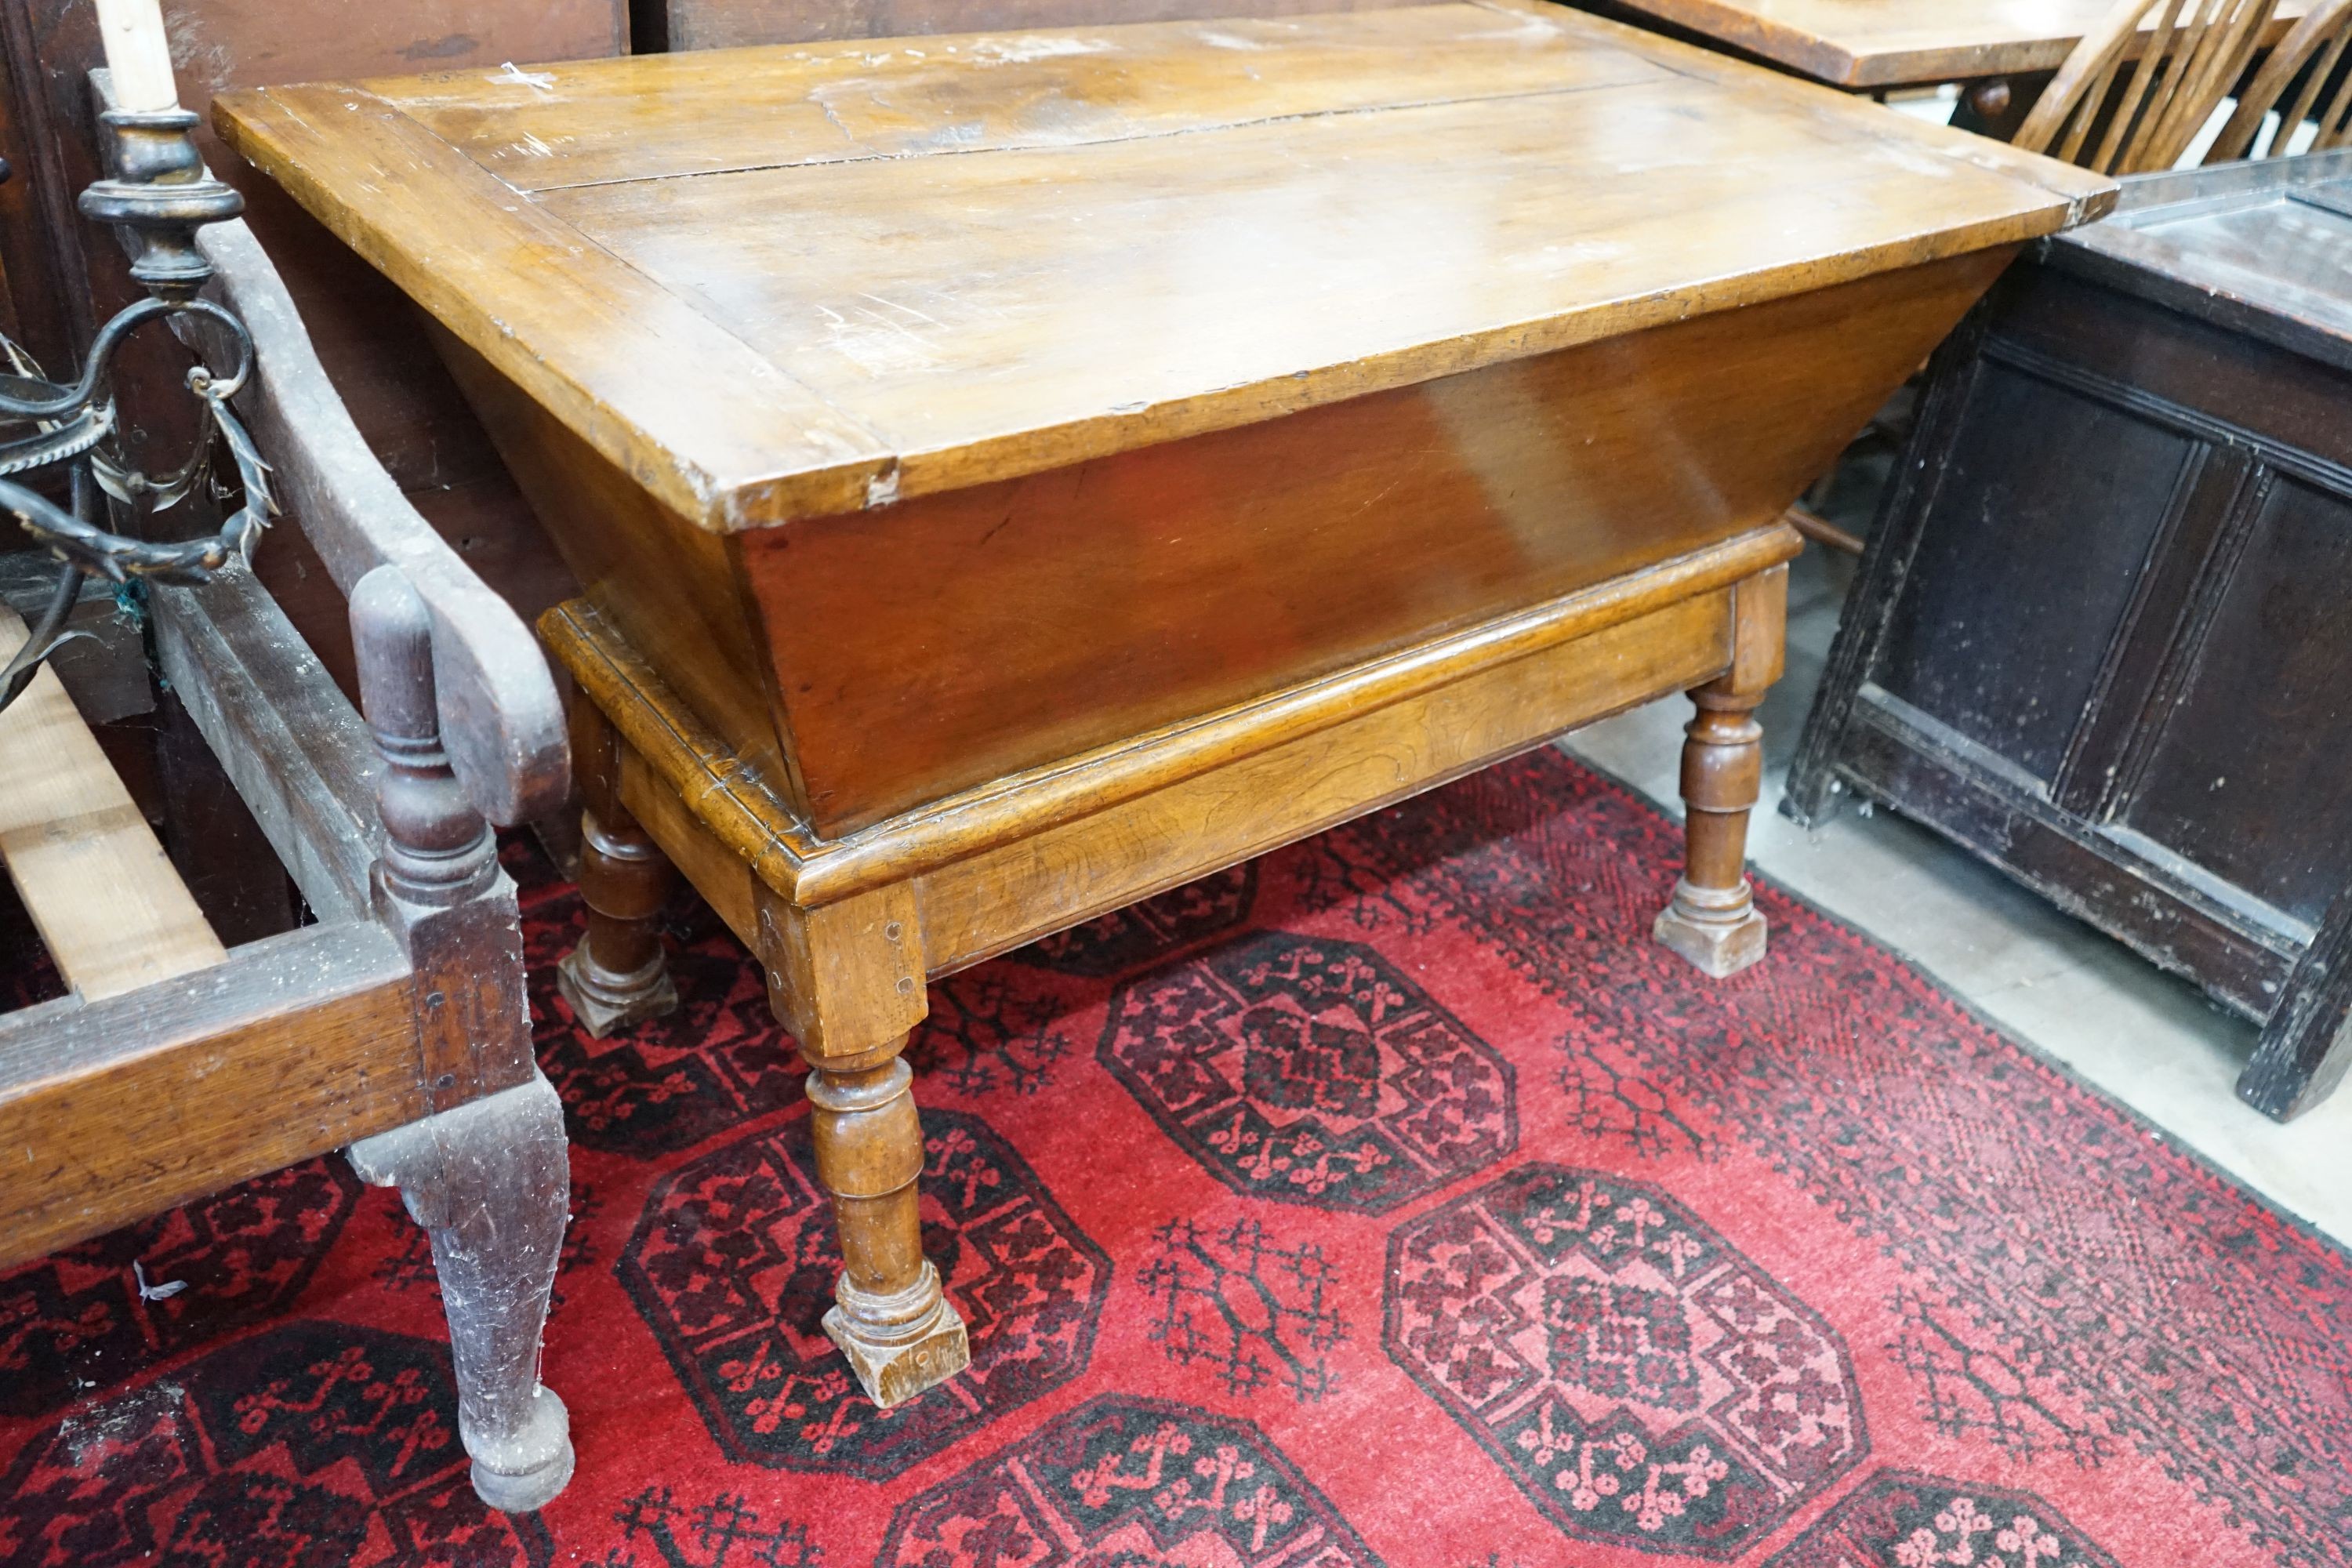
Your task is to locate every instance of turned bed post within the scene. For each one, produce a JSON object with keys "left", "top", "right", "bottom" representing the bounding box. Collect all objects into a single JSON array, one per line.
[
  {"left": 345, "top": 565, "right": 574, "bottom": 1512},
  {"left": 1655, "top": 565, "right": 1786, "bottom": 978}
]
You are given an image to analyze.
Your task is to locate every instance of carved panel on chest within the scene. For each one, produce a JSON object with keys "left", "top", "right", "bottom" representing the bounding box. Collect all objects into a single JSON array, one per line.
[{"left": 1791, "top": 151, "right": 2352, "bottom": 1120}]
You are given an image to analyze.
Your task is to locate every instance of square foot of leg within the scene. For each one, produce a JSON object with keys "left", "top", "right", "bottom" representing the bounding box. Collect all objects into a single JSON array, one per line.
[
  {"left": 557, "top": 948, "right": 680, "bottom": 1039},
  {"left": 1653, "top": 882, "right": 1769, "bottom": 979},
  {"left": 826, "top": 1298, "right": 971, "bottom": 1408}
]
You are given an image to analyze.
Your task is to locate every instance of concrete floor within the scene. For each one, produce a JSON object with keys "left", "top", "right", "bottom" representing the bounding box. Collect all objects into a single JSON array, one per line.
[{"left": 1562, "top": 546, "right": 2352, "bottom": 1247}]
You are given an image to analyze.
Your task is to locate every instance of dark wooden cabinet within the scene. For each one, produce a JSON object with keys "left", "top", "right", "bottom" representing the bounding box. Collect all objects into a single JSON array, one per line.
[{"left": 1789, "top": 149, "right": 2352, "bottom": 1121}]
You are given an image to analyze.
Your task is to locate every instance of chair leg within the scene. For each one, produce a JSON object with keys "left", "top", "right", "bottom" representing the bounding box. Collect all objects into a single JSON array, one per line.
[
  {"left": 802, "top": 1034, "right": 971, "bottom": 1407},
  {"left": 349, "top": 1073, "right": 575, "bottom": 1513}
]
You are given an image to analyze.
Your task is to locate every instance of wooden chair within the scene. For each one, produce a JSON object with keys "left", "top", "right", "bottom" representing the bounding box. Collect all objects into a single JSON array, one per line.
[
  {"left": 2014, "top": 0, "right": 2278, "bottom": 172},
  {"left": 0, "top": 212, "right": 576, "bottom": 1508},
  {"left": 2209, "top": 0, "right": 2352, "bottom": 157}
]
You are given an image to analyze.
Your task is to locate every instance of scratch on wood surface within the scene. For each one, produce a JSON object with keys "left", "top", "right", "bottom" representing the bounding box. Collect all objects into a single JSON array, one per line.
[
  {"left": 967, "top": 35, "right": 1113, "bottom": 65},
  {"left": 490, "top": 62, "right": 557, "bottom": 93},
  {"left": 815, "top": 303, "right": 941, "bottom": 377},
  {"left": 855, "top": 293, "right": 946, "bottom": 330},
  {"left": 1461, "top": 9, "right": 1571, "bottom": 44}
]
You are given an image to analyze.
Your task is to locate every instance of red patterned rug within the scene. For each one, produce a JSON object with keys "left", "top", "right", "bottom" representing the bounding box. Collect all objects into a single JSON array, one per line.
[{"left": 4, "top": 750, "right": 2349, "bottom": 1568}]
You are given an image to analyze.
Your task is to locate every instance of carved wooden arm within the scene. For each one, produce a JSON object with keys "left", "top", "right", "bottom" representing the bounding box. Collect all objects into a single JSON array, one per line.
[{"left": 192, "top": 217, "right": 568, "bottom": 827}]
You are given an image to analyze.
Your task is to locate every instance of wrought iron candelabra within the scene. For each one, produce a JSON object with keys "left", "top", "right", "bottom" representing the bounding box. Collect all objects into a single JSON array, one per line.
[{"left": 0, "top": 93, "right": 270, "bottom": 711}]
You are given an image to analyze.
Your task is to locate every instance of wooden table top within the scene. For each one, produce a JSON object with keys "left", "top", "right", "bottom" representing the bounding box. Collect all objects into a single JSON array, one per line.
[
  {"left": 216, "top": 0, "right": 2111, "bottom": 533},
  {"left": 1595, "top": 0, "right": 2312, "bottom": 89}
]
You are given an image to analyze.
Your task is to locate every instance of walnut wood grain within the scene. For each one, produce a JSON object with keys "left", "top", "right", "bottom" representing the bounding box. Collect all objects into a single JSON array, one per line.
[
  {"left": 212, "top": 81, "right": 895, "bottom": 530},
  {"left": 214, "top": 2, "right": 2112, "bottom": 535},
  {"left": 594, "top": 581, "right": 1731, "bottom": 972},
  {"left": 906, "top": 588, "right": 1742, "bottom": 976},
  {"left": 484, "top": 246, "right": 2007, "bottom": 836},
  {"left": 383, "top": 5, "right": 1664, "bottom": 192},
  {"left": 546, "top": 535, "right": 1780, "bottom": 977},
  {"left": 728, "top": 251, "right": 2008, "bottom": 833},
  {"left": 542, "top": 521, "right": 1801, "bottom": 913}
]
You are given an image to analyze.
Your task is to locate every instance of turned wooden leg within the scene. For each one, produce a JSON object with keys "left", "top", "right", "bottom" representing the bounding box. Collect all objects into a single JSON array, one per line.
[
  {"left": 800, "top": 1036, "right": 971, "bottom": 1406},
  {"left": 752, "top": 880, "right": 970, "bottom": 1406},
  {"left": 1655, "top": 685, "right": 1769, "bottom": 976},
  {"left": 2239, "top": 885, "right": 2352, "bottom": 1120},
  {"left": 349, "top": 1073, "right": 574, "bottom": 1512},
  {"left": 557, "top": 696, "right": 678, "bottom": 1037},
  {"left": 1655, "top": 567, "right": 1785, "bottom": 979}
]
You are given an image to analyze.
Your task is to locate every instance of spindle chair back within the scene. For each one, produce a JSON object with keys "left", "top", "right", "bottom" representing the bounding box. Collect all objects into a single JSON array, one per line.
[
  {"left": 2210, "top": 0, "right": 2352, "bottom": 157},
  {"left": 2015, "top": 0, "right": 2278, "bottom": 171}
]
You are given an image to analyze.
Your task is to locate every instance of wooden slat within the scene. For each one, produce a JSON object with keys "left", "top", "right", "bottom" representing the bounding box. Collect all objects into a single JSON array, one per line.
[
  {"left": 2211, "top": 0, "right": 2352, "bottom": 159},
  {"left": 0, "top": 920, "right": 421, "bottom": 1265},
  {"left": 0, "top": 604, "right": 227, "bottom": 1000}
]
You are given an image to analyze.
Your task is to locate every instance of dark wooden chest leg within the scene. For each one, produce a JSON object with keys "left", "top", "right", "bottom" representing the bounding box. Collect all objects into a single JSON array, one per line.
[
  {"left": 759, "top": 883, "right": 971, "bottom": 1406},
  {"left": 2238, "top": 890, "right": 2352, "bottom": 1120},
  {"left": 348, "top": 1073, "right": 574, "bottom": 1513},
  {"left": 557, "top": 695, "right": 679, "bottom": 1036},
  {"left": 1655, "top": 567, "right": 1786, "bottom": 978}
]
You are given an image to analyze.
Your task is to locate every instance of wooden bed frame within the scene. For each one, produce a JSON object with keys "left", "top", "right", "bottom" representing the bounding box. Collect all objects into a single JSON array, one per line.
[{"left": 0, "top": 212, "right": 576, "bottom": 1512}]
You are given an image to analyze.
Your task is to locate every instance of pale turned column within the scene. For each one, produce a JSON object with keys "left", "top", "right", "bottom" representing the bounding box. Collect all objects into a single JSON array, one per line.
[{"left": 93, "top": 0, "right": 180, "bottom": 111}]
